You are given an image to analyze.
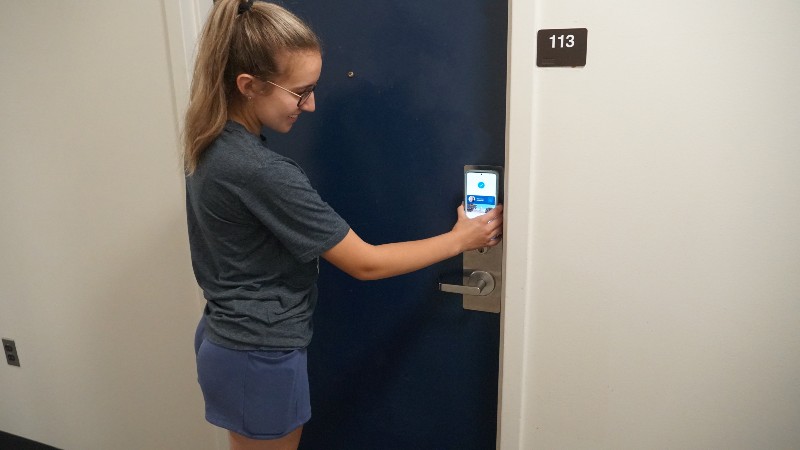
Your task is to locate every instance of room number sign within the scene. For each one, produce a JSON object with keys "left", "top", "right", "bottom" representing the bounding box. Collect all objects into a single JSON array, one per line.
[{"left": 537, "top": 28, "right": 588, "bottom": 67}]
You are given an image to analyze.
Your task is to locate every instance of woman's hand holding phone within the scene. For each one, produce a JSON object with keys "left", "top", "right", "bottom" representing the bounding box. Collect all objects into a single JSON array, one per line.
[{"left": 452, "top": 203, "right": 503, "bottom": 253}]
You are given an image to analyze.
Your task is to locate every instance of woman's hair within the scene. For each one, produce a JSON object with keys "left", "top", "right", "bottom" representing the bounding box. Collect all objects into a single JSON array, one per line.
[{"left": 182, "top": 0, "right": 321, "bottom": 174}]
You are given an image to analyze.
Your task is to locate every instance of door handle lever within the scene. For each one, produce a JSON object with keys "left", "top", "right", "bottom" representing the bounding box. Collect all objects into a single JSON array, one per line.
[{"left": 439, "top": 270, "right": 495, "bottom": 296}]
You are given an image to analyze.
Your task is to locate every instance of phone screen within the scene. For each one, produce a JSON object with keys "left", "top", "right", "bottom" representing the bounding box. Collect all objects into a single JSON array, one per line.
[{"left": 465, "top": 170, "right": 499, "bottom": 219}]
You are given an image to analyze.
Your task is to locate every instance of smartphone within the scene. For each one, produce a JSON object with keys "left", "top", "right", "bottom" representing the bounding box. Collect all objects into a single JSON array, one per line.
[{"left": 464, "top": 168, "right": 500, "bottom": 219}]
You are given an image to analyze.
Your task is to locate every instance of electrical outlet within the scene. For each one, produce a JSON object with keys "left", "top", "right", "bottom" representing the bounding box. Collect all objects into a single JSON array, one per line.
[{"left": 3, "top": 338, "right": 20, "bottom": 367}]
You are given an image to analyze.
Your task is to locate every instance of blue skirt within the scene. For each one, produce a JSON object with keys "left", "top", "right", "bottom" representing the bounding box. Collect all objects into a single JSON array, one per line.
[{"left": 194, "top": 318, "right": 311, "bottom": 439}]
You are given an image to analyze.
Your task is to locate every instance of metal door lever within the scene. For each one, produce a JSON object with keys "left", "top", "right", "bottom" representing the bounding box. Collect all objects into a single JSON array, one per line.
[{"left": 439, "top": 270, "right": 495, "bottom": 296}]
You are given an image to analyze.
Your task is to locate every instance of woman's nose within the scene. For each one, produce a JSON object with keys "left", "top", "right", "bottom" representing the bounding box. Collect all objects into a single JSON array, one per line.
[{"left": 300, "top": 92, "right": 316, "bottom": 112}]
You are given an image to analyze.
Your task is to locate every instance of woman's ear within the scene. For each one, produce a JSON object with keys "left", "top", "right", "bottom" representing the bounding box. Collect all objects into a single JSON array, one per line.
[{"left": 235, "top": 74, "right": 258, "bottom": 99}]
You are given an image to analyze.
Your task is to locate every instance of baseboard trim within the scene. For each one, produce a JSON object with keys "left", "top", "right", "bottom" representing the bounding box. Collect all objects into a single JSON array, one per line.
[{"left": 0, "top": 431, "right": 61, "bottom": 450}]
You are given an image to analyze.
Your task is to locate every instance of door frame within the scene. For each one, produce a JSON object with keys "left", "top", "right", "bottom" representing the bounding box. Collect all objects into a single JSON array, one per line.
[
  {"left": 163, "top": 1, "right": 536, "bottom": 449},
  {"left": 162, "top": 2, "right": 228, "bottom": 449},
  {"left": 498, "top": 0, "right": 536, "bottom": 448},
  {"left": 163, "top": 0, "right": 213, "bottom": 133}
]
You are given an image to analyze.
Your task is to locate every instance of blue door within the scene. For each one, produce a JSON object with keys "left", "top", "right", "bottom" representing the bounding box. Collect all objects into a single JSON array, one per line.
[{"left": 265, "top": 1, "right": 507, "bottom": 448}]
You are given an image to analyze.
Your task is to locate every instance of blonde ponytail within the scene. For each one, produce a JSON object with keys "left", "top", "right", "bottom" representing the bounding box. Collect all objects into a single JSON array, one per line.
[{"left": 182, "top": 0, "right": 321, "bottom": 174}]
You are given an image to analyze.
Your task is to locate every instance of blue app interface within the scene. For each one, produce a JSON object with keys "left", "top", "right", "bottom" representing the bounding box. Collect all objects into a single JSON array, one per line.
[{"left": 465, "top": 171, "right": 498, "bottom": 218}]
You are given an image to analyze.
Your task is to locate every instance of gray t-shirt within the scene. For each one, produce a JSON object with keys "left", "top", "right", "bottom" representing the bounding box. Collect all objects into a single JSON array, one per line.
[{"left": 186, "top": 121, "right": 350, "bottom": 350}]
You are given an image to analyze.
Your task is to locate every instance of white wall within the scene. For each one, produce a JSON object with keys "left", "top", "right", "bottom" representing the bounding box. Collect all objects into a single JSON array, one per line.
[
  {"left": 503, "top": 1, "right": 800, "bottom": 449},
  {"left": 0, "top": 1, "right": 218, "bottom": 449}
]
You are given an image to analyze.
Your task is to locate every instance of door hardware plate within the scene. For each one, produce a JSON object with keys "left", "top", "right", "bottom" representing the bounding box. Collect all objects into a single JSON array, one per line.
[{"left": 461, "top": 241, "right": 502, "bottom": 313}]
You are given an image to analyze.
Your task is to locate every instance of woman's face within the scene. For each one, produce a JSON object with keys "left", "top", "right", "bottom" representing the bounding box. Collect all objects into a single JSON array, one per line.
[{"left": 252, "top": 51, "right": 322, "bottom": 134}]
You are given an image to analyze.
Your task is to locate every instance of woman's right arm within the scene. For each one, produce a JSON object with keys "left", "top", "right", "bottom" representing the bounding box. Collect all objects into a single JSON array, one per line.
[{"left": 321, "top": 204, "right": 503, "bottom": 281}]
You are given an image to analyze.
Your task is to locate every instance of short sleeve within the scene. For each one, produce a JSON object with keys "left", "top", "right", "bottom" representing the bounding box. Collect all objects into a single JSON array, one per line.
[{"left": 237, "top": 159, "right": 350, "bottom": 263}]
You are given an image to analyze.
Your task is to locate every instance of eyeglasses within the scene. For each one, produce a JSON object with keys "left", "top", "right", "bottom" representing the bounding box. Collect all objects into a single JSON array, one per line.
[{"left": 264, "top": 80, "right": 316, "bottom": 107}]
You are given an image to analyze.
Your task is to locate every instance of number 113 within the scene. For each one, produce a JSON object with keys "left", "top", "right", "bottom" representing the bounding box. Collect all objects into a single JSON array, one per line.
[{"left": 549, "top": 34, "right": 575, "bottom": 48}]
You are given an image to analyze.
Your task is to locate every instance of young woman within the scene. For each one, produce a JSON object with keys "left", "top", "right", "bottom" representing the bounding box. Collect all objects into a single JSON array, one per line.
[{"left": 183, "top": 1, "right": 503, "bottom": 449}]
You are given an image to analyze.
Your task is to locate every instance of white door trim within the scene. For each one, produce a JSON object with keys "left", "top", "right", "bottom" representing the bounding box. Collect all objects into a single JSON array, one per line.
[
  {"left": 162, "top": 1, "right": 226, "bottom": 449},
  {"left": 498, "top": 0, "right": 536, "bottom": 448},
  {"left": 162, "top": 0, "right": 212, "bottom": 132}
]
